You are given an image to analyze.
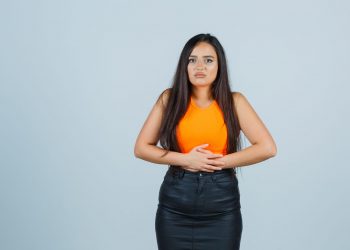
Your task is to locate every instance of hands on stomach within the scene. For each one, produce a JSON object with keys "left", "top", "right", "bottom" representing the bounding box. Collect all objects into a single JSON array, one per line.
[{"left": 181, "top": 144, "right": 226, "bottom": 172}]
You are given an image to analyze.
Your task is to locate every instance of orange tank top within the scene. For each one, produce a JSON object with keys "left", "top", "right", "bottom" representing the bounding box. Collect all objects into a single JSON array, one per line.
[{"left": 176, "top": 96, "right": 228, "bottom": 155}]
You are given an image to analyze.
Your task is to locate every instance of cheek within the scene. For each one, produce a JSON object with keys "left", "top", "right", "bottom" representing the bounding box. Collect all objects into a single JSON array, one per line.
[
  {"left": 209, "top": 67, "right": 218, "bottom": 77},
  {"left": 187, "top": 66, "right": 195, "bottom": 76}
]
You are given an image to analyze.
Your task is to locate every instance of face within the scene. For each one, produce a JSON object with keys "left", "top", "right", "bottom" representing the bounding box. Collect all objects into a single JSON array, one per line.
[{"left": 187, "top": 42, "right": 218, "bottom": 87}]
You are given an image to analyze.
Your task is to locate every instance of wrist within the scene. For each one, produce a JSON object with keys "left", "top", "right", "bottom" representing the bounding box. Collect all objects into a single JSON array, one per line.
[
  {"left": 180, "top": 153, "right": 189, "bottom": 167},
  {"left": 221, "top": 155, "right": 230, "bottom": 169}
]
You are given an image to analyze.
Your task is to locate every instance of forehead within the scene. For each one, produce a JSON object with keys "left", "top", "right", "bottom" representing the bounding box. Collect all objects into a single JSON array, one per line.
[{"left": 190, "top": 42, "right": 217, "bottom": 57}]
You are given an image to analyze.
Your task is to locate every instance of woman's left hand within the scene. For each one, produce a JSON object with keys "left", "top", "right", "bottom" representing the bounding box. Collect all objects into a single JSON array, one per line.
[{"left": 196, "top": 147, "right": 227, "bottom": 168}]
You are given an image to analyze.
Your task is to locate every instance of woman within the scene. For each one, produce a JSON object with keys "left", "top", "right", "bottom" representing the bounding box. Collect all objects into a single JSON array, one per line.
[{"left": 134, "top": 33, "right": 277, "bottom": 250}]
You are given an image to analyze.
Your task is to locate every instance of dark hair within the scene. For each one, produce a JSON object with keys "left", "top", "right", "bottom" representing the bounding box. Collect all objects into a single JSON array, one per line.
[{"left": 157, "top": 33, "right": 242, "bottom": 173}]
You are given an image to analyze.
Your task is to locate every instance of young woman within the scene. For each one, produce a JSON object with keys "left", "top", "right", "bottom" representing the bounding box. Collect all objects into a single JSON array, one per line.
[{"left": 134, "top": 33, "right": 277, "bottom": 250}]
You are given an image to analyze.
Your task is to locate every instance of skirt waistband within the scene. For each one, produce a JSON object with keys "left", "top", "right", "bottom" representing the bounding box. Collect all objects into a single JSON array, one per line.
[{"left": 168, "top": 165, "right": 236, "bottom": 179}]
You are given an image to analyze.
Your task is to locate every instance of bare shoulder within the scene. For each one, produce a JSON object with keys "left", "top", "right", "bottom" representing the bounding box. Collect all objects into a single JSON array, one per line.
[
  {"left": 231, "top": 90, "right": 257, "bottom": 117},
  {"left": 231, "top": 91, "right": 245, "bottom": 108}
]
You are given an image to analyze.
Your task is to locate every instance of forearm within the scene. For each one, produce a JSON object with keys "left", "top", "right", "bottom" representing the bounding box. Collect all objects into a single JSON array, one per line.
[
  {"left": 221, "top": 143, "right": 276, "bottom": 168},
  {"left": 134, "top": 144, "right": 186, "bottom": 167}
]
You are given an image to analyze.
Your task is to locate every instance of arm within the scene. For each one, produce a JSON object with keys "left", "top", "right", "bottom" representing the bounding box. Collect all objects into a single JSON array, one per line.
[
  {"left": 220, "top": 92, "right": 277, "bottom": 168},
  {"left": 134, "top": 89, "right": 187, "bottom": 167}
]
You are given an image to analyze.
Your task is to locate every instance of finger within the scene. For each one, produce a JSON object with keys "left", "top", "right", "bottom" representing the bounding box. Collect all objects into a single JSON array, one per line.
[
  {"left": 209, "top": 167, "right": 222, "bottom": 171},
  {"left": 196, "top": 148, "right": 222, "bottom": 156},
  {"left": 202, "top": 165, "right": 223, "bottom": 172},
  {"left": 183, "top": 167, "right": 197, "bottom": 172},
  {"left": 206, "top": 154, "right": 223, "bottom": 159},
  {"left": 201, "top": 165, "right": 215, "bottom": 172},
  {"left": 208, "top": 160, "right": 225, "bottom": 166},
  {"left": 206, "top": 165, "right": 223, "bottom": 171},
  {"left": 196, "top": 143, "right": 209, "bottom": 149},
  {"left": 187, "top": 169, "right": 198, "bottom": 172},
  {"left": 208, "top": 163, "right": 223, "bottom": 169},
  {"left": 197, "top": 148, "right": 212, "bottom": 154}
]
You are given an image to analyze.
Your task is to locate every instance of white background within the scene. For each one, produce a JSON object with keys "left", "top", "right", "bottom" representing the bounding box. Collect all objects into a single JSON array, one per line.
[{"left": 1, "top": 0, "right": 349, "bottom": 249}]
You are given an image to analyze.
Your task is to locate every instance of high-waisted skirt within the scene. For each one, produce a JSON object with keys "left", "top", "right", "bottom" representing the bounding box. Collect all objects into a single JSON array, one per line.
[{"left": 155, "top": 166, "right": 243, "bottom": 250}]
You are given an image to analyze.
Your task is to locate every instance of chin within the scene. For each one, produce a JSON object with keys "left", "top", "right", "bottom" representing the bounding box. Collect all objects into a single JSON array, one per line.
[
  {"left": 191, "top": 82, "right": 210, "bottom": 87},
  {"left": 196, "top": 80, "right": 212, "bottom": 85}
]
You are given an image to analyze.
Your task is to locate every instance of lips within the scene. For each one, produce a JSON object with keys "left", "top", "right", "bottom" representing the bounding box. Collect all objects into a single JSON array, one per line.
[{"left": 195, "top": 73, "right": 206, "bottom": 77}]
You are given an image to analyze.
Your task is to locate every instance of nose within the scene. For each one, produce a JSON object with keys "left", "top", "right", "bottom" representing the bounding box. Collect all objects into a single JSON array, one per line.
[{"left": 195, "top": 59, "right": 205, "bottom": 69}]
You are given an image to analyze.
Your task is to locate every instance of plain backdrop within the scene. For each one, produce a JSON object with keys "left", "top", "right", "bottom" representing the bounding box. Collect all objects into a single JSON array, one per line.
[{"left": 1, "top": 0, "right": 349, "bottom": 249}]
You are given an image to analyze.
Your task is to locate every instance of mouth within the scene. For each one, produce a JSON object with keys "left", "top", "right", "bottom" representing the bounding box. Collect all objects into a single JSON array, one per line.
[{"left": 195, "top": 73, "right": 206, "bottom": 77}]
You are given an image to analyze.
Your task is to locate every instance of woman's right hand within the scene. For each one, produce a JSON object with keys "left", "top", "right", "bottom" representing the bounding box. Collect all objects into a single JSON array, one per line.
[{"left": 181, "top": 144, "right": 225, "bottom": 172}]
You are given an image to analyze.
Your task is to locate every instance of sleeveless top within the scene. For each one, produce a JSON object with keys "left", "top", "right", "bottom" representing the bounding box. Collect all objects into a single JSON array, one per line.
[{"left": 176, "top": 96, "right": 228, "bottom": 155}]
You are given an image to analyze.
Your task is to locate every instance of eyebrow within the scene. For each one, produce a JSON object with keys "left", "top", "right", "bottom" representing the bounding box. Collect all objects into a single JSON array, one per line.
[{"left": 189, "top": 55, "right": 215, "bottom": 58}]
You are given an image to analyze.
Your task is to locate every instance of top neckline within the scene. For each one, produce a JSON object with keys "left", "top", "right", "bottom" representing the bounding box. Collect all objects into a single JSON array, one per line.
[{"left": 190, "top": 96, "right": 215, "bottom": 110}]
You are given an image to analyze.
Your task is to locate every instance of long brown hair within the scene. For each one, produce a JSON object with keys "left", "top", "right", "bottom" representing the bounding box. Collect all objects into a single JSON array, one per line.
[{"left": 157, "top": 33, "right": 242, "bottom": 172}]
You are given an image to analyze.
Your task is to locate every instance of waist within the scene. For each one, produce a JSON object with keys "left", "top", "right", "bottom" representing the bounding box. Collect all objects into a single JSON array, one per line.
[{"left": 168, "top": 165, "right": 236, "bottom": 177}]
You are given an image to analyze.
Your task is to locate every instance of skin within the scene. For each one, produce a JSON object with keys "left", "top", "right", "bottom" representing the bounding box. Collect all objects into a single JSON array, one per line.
[
  {"left": 187, "top": 41, "right": 218, "bottom": 105},
  {"left": 134, "top": 42, "right": 277, "bottom": 172}
]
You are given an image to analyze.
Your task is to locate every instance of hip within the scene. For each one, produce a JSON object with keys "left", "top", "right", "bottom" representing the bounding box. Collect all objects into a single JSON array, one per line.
[{"left": 157, "top": 166, "right": 241, "bottom": 217}]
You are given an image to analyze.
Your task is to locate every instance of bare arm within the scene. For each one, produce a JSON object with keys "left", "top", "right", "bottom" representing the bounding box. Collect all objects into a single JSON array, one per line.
[
  {"left": 134, "top": 89, "right": 187, "bottom": 167},
  {"left": 214, "top": 92, "right": 277, "bottom": 168}
]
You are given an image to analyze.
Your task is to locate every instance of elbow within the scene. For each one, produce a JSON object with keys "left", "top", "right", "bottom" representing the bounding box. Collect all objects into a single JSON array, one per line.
[
  {"left": 269, "top": 148, "right": 277, "bottom": 157},
  {"left": 134, "top": 145, "right": 142, "bottom": 158},
  {"left": 266, "top": 143, "right": 277, "bottom": 157},
  {"left": 257, "top": 141, "right": 277, "bottom": 158}
]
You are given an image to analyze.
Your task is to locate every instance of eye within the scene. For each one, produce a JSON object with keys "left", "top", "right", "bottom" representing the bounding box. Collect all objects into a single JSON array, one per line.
[
  {"left": 206, "top": 59, "right": 213, "bottom": 63},
  {"left": 188, "top": 58, "right": 195, "bottom": 63}
]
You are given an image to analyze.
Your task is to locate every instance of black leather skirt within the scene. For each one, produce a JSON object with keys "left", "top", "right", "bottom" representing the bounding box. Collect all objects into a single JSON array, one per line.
[{"left": 155, "top": 166, "right": 243, "bottom": 250}]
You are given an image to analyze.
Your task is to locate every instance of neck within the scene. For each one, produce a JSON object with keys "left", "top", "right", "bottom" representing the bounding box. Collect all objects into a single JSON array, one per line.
[{"left": 191, "top": 86, "right": 213, "bottom": 101}]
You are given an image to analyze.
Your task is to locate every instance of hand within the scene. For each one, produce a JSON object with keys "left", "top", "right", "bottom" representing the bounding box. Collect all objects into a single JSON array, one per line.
[{"left": 181, "top": 144, "right": 226, "bottom": 172}]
